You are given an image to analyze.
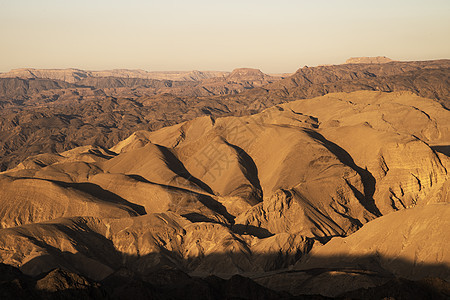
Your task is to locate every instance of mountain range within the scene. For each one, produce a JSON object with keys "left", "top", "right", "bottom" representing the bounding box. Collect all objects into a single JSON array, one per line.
[
  {"left": 0, "top": 58, "right": 449, "bottom": 299},
  {"left": 0, "top": 58, "right": 449, "bottom": 172}
]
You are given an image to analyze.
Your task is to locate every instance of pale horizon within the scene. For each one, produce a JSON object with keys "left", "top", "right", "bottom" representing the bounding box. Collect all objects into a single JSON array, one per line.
[
  {"left": 1, "top": 0, "right": 449, "bottom": 73},
  {"left": 1, "top": 56, "right": 450, "bottom": 75}
]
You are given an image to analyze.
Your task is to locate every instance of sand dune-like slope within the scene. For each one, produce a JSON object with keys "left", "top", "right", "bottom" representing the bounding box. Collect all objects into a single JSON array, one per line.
[
  {"left": 0, "top": 91, "right": 448, "bottom": 297},
  {"left": 255, "top": 203, "right": 450, "bottom": 297},
  {"left": 0, "top": 175, "right": 141, "bottom": 229},
  {"left": 297, "top": 203, "right": 450, "bottom": 280}
]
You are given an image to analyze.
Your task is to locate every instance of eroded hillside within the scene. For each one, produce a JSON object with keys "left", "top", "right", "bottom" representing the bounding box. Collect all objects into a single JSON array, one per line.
[
  {"left": 0, "top": 91, "right": 449, "bottom": 297},
  {"left": 0, "top": 59, "right": 448, "bottom": 171}
]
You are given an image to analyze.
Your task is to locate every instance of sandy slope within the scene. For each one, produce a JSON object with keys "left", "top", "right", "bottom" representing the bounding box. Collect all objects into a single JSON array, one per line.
[{"left": 255, "top": 203, "right": 450, "bottom": 296}]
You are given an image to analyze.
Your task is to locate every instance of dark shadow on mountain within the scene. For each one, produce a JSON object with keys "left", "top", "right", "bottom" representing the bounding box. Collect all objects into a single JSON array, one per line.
[
  {"left": 5, "top": 249, "right": 450, "bottom": 300},
  {"left": 232, "top": 224, "right": 274, "bottom": 238},
  {"left": 182, "top": 212, "right": 224, "bottom": 224},
  {"left": 431, "top": 145, "right": 450, "bottom": 157},
  {"left": 224, "top": 141, "right": 263, "bottom": 203},
  {"left": 50, "top": 180, "right": 147, "bottom": 215},
  {"left": 339, "top": 276, "right": 450, "bottom": 300},
  {"left": 303, "top": 129, "right": 382, "bottom": 217},
  {"left": 87, "top": 146, "right": 118, "bottom": 158},
  {"left": 155, "top": 144, "right": 215, "bottom": 195},
  {"left": 0, "top": 263, "right": 300, "bottom": 300},
  {"left": 125, "top": 174, "right": 235, "bottom": 223},
  {"left": 12, "top": 177, "right": 147, "bottom": 216}
]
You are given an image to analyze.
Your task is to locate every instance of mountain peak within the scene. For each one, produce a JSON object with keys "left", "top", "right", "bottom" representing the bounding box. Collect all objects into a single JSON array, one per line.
[{"left": 227, "top": 68, "right": 268, "bottom": 81}]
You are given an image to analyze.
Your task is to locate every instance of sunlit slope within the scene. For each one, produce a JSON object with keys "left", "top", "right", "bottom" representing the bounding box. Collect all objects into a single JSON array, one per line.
[{"left": 0, "top": 91, "right": 448, "bottom": 285}]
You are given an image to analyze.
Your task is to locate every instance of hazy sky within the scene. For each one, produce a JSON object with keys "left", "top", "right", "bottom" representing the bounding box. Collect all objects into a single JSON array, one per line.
[{"left": 1, "top": 0, "right": 449, "bottom": 73}]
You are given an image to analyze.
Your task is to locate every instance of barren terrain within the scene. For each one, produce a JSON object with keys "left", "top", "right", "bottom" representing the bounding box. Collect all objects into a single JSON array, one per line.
[
  {"left": 0, "top": 59, "right": 448, "bottom": 171},
  {"left": 0, "top": 87, "right": 449, "bottom": 298},
  {"left": 0, "top": 58, "right": 449, "bottom": 299}
]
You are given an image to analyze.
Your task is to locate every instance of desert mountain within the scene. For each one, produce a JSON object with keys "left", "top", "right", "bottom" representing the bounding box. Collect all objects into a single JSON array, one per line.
[
  {"left": 0, "top": 68, "right": 229, "bottom": 83},
  {"left": 0, "top": 91, "right": 448, "bottom": 297},
  {"left": 0, "top": 77, "right": 76, "bottom": 100},
  {"left": 0, "top": 263, "right": 296, "bottom": 300},
  {"left": 226, "top": 68, "right": 273, "bottom": 82},
  {"left": 0, "top": 59, "right": 448, "bottom": 172},
  {"left": 0, "top": 67, "right": 279, "bottom": 102},
  {"left": 298, "top": 203, "right": 450, "bottom": 279},
  {"left": 242, "top": 59, "right": 450, "bottom": 107},
  {"left": 256, "top": 204, "right": 450, "bottom": 297}
]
